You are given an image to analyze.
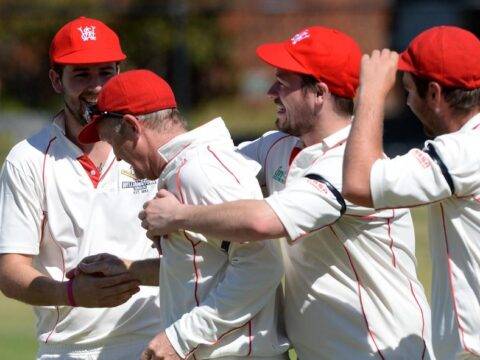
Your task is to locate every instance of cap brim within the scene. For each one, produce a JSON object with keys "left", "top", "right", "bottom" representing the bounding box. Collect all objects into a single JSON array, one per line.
[
  {"left": 78, "top": 115, "right": 102, "bottom": 144},
  {"left": 256, "top": 42, "right": 310, "bottom": 75},
  {"left": 397, "top": 51, "right": 416, "bottom": 73},
  {"left": 54, "top": 49, "right": 126, "bottom": 65}
]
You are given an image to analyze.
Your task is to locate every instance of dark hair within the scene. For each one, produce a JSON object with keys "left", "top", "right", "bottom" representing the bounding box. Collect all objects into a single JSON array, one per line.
[
  {"left": 300, "top": 74, "right": 354, "bottom": 116},
  {"left": 51, "top": 64, "right": 64, "bottom": 77},
  {"left": 412, "top": 74, "right": 480, "bottom": 115}
]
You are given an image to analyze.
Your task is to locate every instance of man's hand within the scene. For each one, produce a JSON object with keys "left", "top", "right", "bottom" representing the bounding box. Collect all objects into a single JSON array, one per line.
[
  {"left": 141, "top": 331, "right": 182, "bottom": 360},
  {"left": 358, "top": 49, "right": 399, "bottom": 98},
  {"left": 138, "top": 190, "right": 184, "bottom": 237},
  {"left": 69, "top": 271, "right": 140, "bottom": 308},
  {"left": 73, "top": 253, "right": 132, "bottom": 277}
]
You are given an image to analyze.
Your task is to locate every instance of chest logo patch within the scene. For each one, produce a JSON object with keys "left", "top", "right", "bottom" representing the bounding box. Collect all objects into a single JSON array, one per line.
[
  {"left": 122, "top": 179, "right": 156, "bottom": 194},
  {"left": 272, "top": 166, "right": 287, "bottom": 184}
]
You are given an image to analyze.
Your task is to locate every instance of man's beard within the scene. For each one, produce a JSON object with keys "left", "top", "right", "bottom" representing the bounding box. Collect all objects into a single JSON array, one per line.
[
  {"left": 275, "top": 113, "right": 314, "bottom": 137},
  {"left": 64, "top": 100, "right": 90, "bottom": 126}
]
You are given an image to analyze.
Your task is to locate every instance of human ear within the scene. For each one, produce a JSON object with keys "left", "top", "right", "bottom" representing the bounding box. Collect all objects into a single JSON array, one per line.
[
  {"left": 122, "top": 114, "right": 142, "bottom": 140},
  {"left": 49, "top": 69, "right": 63, "bottom": 94}
]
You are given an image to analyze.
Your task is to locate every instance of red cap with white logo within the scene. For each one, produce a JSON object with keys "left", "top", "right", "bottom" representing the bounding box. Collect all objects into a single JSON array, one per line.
[
  {"left": 49, "top": 16, "right": 126, "bottom": 65},
  {"left": 398, "top": 26, "right": 480, "bottom": 90},
  {"left": 256, "top": 26, "right": 362, "bottom": 99},
  {"left": 78, "top": 69, "right": 177, "bottom": 144}
]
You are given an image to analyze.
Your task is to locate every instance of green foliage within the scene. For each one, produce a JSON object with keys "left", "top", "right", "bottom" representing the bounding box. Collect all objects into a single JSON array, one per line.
[
  {"left": 0, "top": 133, "right": 13, "bottom": 165},
  {"left": 0, "top": 1, "right": 234, "bottom": 110}
]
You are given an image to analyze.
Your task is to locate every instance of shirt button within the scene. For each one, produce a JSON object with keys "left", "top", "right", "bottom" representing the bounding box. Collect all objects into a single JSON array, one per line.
[{"left": 90, "top": 170, "right": 96, "bottom": 176}]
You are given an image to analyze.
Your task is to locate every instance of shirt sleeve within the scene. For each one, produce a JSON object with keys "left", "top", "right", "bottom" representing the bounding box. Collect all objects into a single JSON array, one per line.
[
  {"left": 166, "top": 239, "right": 283, "bottom": 358},
  {"left": 265, "top": 175, "right": 344, "bottom": 242},
  {"left": 0, "top": 160, "right": 43, "bottom": 255},
  {"left": 165, "top": 148, "right": 284, "bottom": 357},
  {"left": 237, "top": 131, "right": 291, "bottom": 188},
  {"left": 370, "top": 137, "right": 461, "bottom": 209}
]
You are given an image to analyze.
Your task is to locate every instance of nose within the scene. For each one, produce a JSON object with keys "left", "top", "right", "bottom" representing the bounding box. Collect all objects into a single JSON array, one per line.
[{"left": 267, "top": 82, "right": 280, "bottom": 99}]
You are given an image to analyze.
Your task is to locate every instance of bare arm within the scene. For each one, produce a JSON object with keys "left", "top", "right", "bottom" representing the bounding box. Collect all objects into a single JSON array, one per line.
[
  {"left": 0, "top": 253, "right": 69, "bottom": 306},
  {"left": 0, "top": 253, "right": 141, "bottom": 307},
  {"left": 139, "top": 190, "right": 286, "bottom": 243},
  {"left": 342, "top": 49, "right": 399, "bottom": 207}
]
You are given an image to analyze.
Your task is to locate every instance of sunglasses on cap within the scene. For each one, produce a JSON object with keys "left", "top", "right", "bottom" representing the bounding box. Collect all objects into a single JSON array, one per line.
[{"left": 84, "top": 103, "right": 126, "bottom": 123}]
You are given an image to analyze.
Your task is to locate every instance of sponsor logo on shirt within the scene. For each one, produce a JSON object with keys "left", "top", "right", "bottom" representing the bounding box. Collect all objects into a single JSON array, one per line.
[
  {"left": 121, "top": 167, "right": 155, "bottom": 194},
  {"left": 412, "top": 149, "right": 431, "bottom": 168},
  {"left": 272, "top": 166, "right": 286, "bottom": 184},
  {"left": 306, "top": 178, "right": 329, "bottom": 195},
  {"left": 122, "top": 179, "right": 156, "bottom": 194}
]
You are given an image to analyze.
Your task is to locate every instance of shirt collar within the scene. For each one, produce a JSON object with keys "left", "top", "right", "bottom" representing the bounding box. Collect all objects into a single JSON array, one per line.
[
  {"left": 157, "top": 117, "right": 233, "bottom": 162},
  {"left": 321, "top": 124, "right": 351, "bottom": 151},
  {"left": 52, "top": 110, "right": 67, "bottom": 135},
  {"left": 459, "top": 112, "right": 480, "bottom": 131}
]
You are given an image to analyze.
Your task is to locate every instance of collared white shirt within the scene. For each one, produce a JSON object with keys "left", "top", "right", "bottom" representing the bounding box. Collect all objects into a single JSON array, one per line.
[
  {"left": 371, "top": 113, "right": 480, "bottom": 360},
  {"left": 157, "top": 118, "right": 289, "bottom": 359},
  {"left": 239, "top": 125, "right": 434, "bottom": 360},
  {"left": 0, "top": 113, "right": 161, "bottom": 356}
]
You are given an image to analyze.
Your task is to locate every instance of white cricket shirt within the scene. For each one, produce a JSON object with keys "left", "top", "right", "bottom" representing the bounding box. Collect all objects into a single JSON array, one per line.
[
  {"left": 371, "top": 113, "right": 480, "bottom": 360},
  {"left": 239, "top": 126, "right": 434, "bottom": 360},
  {"left": 156, "top": 118, "right": 289, "bottom": 360},
  {"left": 0, "top": 113, "right": 161, "bottom": 356}
]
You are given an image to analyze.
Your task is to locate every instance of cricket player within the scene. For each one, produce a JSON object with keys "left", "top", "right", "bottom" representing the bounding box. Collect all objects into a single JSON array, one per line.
[
  {"left": 139, "top": 27, "right": 434, "bottom": 359},
  {"left": 77, "top": 69, "right": 289, "bottom": 360},
  {"left": 342, "top": 26, "right": 480, "bottom": 360},
  {"left": 0, "top": 17, "right": 161, "bottom": 359}
]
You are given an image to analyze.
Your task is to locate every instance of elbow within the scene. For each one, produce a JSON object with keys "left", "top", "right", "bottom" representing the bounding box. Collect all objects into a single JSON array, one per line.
[
  {"left": 248, "top": 217, "right": 278, "bottom": 241},
  {"left": 0, "top": 276, "right": 14, "bottom": 300},
  {"left": 342, "top": 183, "right": 373, "bottom": 208}
]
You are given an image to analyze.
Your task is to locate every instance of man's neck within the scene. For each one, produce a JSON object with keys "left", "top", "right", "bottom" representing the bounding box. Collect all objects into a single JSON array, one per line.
[
  {"left": 62, "top": 108, "right": 112, "bottom": 165},
  {"left": 149, "top": 125, "right": 188, "bottom": 178},
  {"left": 300, "top": 113, "right": 352, "bottom": 147},
  {"left": 443, "top": 108, "right": 480, "bottom": 134}
]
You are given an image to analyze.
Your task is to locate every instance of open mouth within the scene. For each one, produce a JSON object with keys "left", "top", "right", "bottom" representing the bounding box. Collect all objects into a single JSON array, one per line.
[{"left": 274, "top": 99, "right": 286, "bottom": 114}]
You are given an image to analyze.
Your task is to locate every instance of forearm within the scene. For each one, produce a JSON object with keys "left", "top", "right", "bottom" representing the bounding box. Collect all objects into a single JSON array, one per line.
[
  {"left": 343, "top": 88, "right": 385, "bottom": 207},
  {"left": 128, "top": 258, "right": 159, "bottom": 286},
  {"left": 175, "top": 199, "right": 285, "bottom": 243},
  {"left": 0, "top": 254, "right": 68, "bottom": 306}
]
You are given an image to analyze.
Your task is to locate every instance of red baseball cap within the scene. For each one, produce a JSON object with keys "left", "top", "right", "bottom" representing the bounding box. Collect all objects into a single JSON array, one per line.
[
  {"left": 50, "top": 16, "right": 126, "bottom": 65},
  {"left": 256, "top": 26, "right": 362, "bottom": 99},
  {"left": 78, "top": 69, "right": 177, "bottom": 144},
  {"left": 398, "top": 26, "right": 480, "bottom": 90}
]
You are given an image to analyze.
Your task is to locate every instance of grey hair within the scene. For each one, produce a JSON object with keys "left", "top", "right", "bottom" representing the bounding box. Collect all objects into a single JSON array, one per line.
[
  {"left": 103, "top": 108, "right": 187, "bottom": 138},
  {"left": 137, "top": 108, "right": 187, "bottom": 131}
]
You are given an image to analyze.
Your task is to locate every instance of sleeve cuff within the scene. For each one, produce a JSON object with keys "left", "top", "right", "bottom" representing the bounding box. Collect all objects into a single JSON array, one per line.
[
  {"left": 165, "top": 324, "right": 188, "bottom": 359},
  {"left": 264, "top": 195, "right": 303, "bottom": 241},
  {"left": 0, "top": 244, "right": 39, "bottom": 255}
]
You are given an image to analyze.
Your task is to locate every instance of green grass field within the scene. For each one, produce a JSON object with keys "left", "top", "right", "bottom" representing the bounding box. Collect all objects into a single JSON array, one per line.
[{"left": 0, "top": 208, "right": 430, "bottom": 359}]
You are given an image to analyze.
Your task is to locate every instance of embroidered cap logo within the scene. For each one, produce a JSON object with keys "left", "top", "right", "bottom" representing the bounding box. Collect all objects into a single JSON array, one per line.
[
  {"left": 77, "top": 26, "right": 96, "bottom": 41},
  {"left": 291, "top": 29, "right": 310, "bottom": 45}
]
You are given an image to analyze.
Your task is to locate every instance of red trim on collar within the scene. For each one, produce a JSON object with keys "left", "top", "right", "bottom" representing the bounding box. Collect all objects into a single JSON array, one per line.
[{"left": 77, "top": 155, "right": 101, "bottom": 188}]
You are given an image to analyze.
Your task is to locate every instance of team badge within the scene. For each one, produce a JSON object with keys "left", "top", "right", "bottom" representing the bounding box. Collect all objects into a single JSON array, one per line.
[
  {"left": 77, "top": 26, "right": 96, "bottom": 41},
  {"left": 291, "top": 29, "right": 310, "bottom": 45}
]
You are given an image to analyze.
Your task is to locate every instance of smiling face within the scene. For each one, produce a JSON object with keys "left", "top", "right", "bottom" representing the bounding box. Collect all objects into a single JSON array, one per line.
[
  {"left": 267, "top": 69, "right": 316, "bottom": 136},
  {"left": 50, "top": 62, "right": 118, "bottom": 125}
]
